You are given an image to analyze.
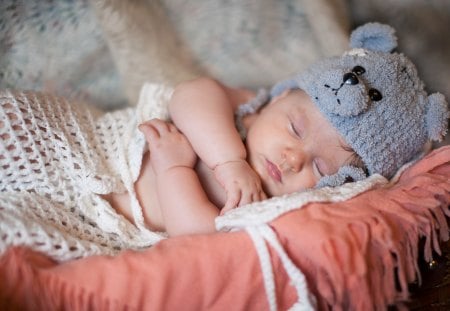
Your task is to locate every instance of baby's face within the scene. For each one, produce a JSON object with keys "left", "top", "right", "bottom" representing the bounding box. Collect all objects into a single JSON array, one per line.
[{"left": 245, "top": 89, "right": 356, "bottom": 196}]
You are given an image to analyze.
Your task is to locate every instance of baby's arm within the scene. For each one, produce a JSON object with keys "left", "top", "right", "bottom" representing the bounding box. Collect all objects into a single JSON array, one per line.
[
  {"left": 169, "top": 78, "right": 266, "bottom": 211},
  {"left": 139, "top": 119, "right": 218, "bottom": 236}
]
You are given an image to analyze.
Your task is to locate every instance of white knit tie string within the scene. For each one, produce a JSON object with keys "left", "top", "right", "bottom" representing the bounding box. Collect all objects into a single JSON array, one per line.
[
  {"left": 247, "top": 226, "right": 277, "bottom": 310},
  {"left": 247, "top": 224, "right": 316, "bottom": 311}
]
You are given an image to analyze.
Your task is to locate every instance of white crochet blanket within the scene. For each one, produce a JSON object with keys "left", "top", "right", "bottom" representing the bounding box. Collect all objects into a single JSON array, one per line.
[{"left": 0, "top": 84, "right": 172, "bottom": 261}]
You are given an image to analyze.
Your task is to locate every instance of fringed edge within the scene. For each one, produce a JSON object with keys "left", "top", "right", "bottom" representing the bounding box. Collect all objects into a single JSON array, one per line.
[{"left": 303, "top": 168, "right": 450, "bottom": 310}]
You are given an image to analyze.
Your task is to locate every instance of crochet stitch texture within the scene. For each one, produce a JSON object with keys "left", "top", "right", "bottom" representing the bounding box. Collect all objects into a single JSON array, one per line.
[{"left": 0, "top": 85, "right": 172, "bottom": 261}]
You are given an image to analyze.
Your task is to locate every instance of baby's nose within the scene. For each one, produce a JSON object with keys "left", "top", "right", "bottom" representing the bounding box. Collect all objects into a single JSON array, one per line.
[{"left": 283, "top": 148, "right": 304, "bottom": 173}]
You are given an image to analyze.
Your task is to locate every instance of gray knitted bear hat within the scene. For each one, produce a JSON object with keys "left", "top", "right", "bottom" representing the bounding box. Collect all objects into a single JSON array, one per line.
[{"left": 270, "top": 23, "right": 449, "bottom": 187}]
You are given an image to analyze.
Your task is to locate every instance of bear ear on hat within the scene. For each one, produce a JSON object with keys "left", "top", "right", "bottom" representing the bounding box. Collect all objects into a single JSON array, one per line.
[
  {"left": 350, "top": 22, "right": 397, "bottom": 52},
  {"left": 426, "top": 93, "right": 449, "bottom": 141}
]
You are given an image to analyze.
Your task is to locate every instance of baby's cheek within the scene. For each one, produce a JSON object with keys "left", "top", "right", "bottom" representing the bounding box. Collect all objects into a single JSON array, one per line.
[{"left": 289, "top": 174, "right": 317, "bottom": 193}]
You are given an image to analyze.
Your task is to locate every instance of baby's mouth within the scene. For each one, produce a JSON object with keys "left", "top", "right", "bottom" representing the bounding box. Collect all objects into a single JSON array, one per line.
[{"left": 266, "top": 159, "right": 282, "bottom": 183}]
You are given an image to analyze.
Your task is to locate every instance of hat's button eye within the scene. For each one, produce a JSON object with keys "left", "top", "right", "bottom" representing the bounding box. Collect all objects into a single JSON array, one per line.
[
  {"left": 352, "top": 65, "right": 366, "bottom": 75},
  {"left": 343, "top": 72, "right": 359, "bottom": 85},
  {"left": 369, "top": 88, "right": 382, "bottom": 101}
]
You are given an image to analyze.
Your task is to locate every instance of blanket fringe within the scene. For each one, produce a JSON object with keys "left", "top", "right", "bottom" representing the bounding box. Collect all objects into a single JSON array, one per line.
[{"left": 305, "top": 159, "right": 450, "bottom": 310}]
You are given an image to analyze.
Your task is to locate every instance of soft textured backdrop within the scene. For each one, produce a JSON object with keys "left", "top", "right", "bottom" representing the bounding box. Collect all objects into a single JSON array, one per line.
[{"left": 0, "top": 0, "right": 448, "bottom": 127}]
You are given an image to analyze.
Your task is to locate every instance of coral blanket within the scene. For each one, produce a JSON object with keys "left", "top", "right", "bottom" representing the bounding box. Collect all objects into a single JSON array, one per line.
[{"left": 1, "top": 146, "right": 449, "bottom": 310}]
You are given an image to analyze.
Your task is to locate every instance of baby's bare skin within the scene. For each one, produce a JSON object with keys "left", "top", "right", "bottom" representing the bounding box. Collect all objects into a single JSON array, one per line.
[
  {"left": 105, "top": 79, "right": 356, "bottom": 237},
  {"left": 104, "top": 146, "right": 226, "bottom": 233}
]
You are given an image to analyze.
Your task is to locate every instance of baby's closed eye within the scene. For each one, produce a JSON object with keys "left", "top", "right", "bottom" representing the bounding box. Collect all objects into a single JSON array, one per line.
[{"left": 288, "top": 118, "right": 305, "bottom": 139}]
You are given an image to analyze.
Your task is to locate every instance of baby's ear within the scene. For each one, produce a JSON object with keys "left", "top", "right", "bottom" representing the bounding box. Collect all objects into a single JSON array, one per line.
[
  {"left": 350, "top": 23, "right": 397, "bottom": 53},
  {"left": 425, "top": 93, "right": 449, "bottom": 141}
]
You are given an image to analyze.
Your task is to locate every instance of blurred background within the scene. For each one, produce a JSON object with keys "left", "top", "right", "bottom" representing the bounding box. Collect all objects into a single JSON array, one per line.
[{"left": 0, "top": 0, "right": 449, "bottom": 113}]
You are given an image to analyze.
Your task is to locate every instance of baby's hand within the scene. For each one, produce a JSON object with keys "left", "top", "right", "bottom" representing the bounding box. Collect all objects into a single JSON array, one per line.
[
  {"left": 214, "top": 160, "right": 267, "bottom": 214},
  {"left": 139, "top": 119, "right": 197, "bottom": 175}
]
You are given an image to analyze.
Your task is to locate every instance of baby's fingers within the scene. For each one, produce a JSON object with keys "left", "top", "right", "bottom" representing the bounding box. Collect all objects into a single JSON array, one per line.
[
  {"left": 220, "top": 189, "right": 241, "bottom": 215},
  {"left": 239, "top": 188, "right": 267, "bottom": 207},
  {"left": 254, "top": 190, "right": 267, "bottom": 202},
  {"left": 139, "top": 119, "right": 174, "bottom": 141},
  {"left": 238, "top": 191, "right": 253, "bottom": 207},
  {"left": 138, "top": 122, "right": 159, "bottom": 141}
]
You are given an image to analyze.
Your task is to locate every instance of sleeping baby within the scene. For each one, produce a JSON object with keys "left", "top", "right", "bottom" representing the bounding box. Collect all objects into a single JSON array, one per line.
[
  {"left": 108, "top": 22, "right": 449, "bottom": 236},
  {"left": 0, "top": 23, "right": 448, "bottom": 252}
]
